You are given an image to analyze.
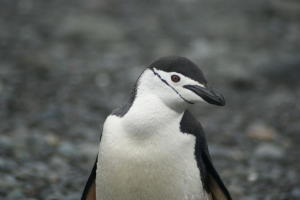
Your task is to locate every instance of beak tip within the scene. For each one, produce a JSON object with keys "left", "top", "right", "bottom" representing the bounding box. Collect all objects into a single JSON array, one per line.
[
  {"left": 218, "top": 95, "right": 226, "bottom": 106},
  {"left": 184, "top": 84, "right": 226, "bottom": 106}
]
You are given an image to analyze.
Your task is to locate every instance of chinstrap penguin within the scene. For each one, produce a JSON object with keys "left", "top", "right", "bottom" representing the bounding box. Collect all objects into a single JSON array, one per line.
[{"left": 81, "top": 56, "right": 232, "bottom": 200}]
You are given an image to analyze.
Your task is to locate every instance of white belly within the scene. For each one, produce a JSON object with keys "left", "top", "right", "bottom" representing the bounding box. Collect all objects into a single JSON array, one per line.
[{"left": 96, "top": 115, "right": 209, "bottom": 200}]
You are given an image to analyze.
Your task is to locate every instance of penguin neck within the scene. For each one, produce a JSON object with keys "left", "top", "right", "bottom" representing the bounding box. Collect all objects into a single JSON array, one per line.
[
  {"left": 122, "top": 93, "right": 185, "bottom": 136},
  {"left": 119, "top": 69, "right": 188, "bottom": 137}
]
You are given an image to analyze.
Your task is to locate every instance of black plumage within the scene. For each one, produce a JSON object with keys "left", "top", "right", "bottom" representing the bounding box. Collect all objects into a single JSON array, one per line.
[{"left": 149, "top": 56, "right": 207, "bottom": 85}]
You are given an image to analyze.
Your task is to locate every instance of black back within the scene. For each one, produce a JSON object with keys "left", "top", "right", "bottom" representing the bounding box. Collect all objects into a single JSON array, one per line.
[{"left": 149, "top": 56, "right": 207, "bottom": 84}]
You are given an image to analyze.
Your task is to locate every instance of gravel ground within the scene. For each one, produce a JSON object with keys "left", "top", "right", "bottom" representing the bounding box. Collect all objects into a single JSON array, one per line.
[{"left": 0, "top": 0, "right": 300, "bottom": 199}]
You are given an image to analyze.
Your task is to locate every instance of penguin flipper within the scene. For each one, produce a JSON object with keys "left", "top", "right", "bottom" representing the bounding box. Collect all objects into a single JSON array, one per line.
[
  {"left": 180, "top": 111, "right": 232, "bottom": 200},
  {"left": 202, "top": 151, "right": 232, "bottom": 200},
  {"left": 81, "top": 158, "right": 97, "bottom": 200}
]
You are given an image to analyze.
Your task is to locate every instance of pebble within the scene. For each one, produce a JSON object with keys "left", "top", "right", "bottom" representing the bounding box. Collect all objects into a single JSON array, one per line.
[
  {"left": 247, "top": 171, "right": 258, "bottom": 182},
  {"left": 254, "top": 143, "right": 284, "bottom": 159},
  {"left": 45, "top": 134, "right": 60, "bottom": 146},
  {"left": 292, "top": 188, "right": 300, "bottom": 198},
  {"left": 0, "top": 158, "right": 16, "bottom": 170},
  {"left": 247, "top": 123, "right": 278, "bottom": 141},
  {"left": 6, "top": 189, "right": 24, "bottom": 200},
  {"left": 0, "top": 136, "right": 13, "bottom": 150},
  {"left": 0, "top": 175, "right": 18, "bottom": 188},
  {"left": 78, "top": 143, "right": 98, "bottom": 157},
  {"left": 209, "top": 145, "right": 245, "bottom": 160},
  {"left": 58, "top": 142, "right": 78, "bottom": 158},
  {"left": 50, "top": 156, "right": 67, "bottom": 168}
]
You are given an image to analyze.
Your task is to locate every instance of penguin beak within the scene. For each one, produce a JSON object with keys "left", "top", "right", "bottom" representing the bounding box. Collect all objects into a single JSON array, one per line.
[{"left": 183, "top": 85, "right": 226, "bottom": 106}]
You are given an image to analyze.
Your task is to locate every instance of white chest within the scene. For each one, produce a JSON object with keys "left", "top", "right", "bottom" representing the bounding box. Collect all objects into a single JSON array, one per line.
[{"left": 95, "top": 115, "right": 209, "bottom": 200}]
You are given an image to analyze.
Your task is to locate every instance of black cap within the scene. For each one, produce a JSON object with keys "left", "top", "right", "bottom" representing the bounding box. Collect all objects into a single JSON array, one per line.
[{"left": 149, "top": 56, "right": 207, "bottom": 84}]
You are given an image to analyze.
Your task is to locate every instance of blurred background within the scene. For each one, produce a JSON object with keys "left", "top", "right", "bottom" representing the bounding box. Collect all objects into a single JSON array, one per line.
[{"left": 0, "top": 0, "right": 299, "bottom": 199}]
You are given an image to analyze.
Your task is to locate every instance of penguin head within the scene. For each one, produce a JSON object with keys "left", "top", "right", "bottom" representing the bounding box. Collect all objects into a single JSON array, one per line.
[{"left": 138, "top": 56, "right": 225, "bottom": 108}]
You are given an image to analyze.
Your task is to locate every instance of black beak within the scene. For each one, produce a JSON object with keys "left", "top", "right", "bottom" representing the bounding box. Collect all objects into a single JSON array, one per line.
[{"left": 183, "top": 85, "right": 226, "bottom": 106}]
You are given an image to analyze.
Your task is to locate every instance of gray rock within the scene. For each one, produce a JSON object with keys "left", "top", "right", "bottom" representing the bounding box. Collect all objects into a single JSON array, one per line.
[
  {"left": 246, "top": 122, "right": 278, "bottom": 141},
  {"left": 6, "top": 189, "right": 24, "bottom": 200},
  {"left": 0, "top": 136, "right": 13, "bottom": 150},
  {"left": 58, "top": 142, "right": 78, "bottom": 158},
  {"left": 0, "top": 175, "right": 18, "bottom": 188},
  {"left": 254, "top": 143, "right": 284, "bottom": 159},
  {"left": 292, "top": 187, "right": 300, "bottom": 198}
]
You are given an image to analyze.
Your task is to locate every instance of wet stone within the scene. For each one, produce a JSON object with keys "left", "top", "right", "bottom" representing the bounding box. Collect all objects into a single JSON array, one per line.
[
  {"left": 58, "top": 142, "right": 78, "bottom": 158},
  {"left": 246, "top": 122, "right": 278, "bottom": 141},
  {"left": 254, "top": 143, "right": 284, "bottom": 159},
  {"left": 6, "top": 189, "right": 24, "bottom": 200},
  {"left": 292, "top": 188, "right": 300, "bottom": 198}
]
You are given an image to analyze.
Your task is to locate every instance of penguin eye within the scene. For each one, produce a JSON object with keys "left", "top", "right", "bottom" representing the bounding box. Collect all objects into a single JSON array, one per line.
[{"left": 171, "top": 75, "right": 180, "bottom": 83}]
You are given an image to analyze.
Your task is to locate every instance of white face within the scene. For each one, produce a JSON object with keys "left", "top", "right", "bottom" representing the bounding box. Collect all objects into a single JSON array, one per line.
[{"left": 137, "top": 68, "right": 207, "bottom": 109}]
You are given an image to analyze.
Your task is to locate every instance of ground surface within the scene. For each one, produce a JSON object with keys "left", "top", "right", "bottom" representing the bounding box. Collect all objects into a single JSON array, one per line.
[{"left": 0, "top": 0, "right": 300, "bottom": 199}]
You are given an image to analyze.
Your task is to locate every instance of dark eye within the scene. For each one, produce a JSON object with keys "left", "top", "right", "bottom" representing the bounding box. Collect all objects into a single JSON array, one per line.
[{"left": 171, "top": 75, "right": 180, "bottom": 83}]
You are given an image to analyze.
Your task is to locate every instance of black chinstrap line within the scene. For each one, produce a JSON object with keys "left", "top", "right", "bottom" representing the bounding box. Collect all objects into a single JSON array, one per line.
[{"left": 151, "top": 69, "right": 194, "bottom": 104}]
